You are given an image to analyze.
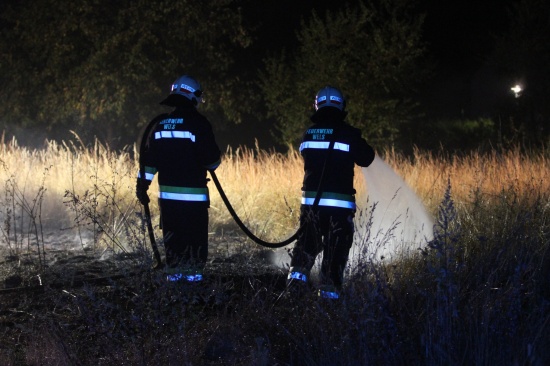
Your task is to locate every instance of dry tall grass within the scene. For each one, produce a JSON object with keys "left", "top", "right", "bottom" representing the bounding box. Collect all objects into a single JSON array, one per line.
[
  {"left": 385, "top": 146, "right": 550, "bottom": 210},
  {"left": 1, "top": 134, "right": 549, "bottom": 246}
]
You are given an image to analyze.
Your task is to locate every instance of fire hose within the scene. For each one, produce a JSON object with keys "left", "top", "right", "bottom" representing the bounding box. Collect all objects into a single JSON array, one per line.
[
  {"left": 208, "top": 132, "right": 337, "bottom": 249},
  {"left": 138, "top": 114, "right": 168, "bottom": 269},
  {"left": 208, "top": 169, "right": 300, "bottom": 248}
]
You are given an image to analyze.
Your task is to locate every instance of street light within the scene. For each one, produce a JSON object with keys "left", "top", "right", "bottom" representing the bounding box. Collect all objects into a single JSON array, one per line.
[{"left": 511, "top": 84, "right": 522, "bottom": 98}]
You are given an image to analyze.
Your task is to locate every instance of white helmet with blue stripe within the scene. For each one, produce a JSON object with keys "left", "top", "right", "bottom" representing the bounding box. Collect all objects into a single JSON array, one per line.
[
  {"left": 314, "top": 86, "right": 345, "bottom": 111},
  {"left": 167, "top": 75, "right": 203, "bottom": 107}
]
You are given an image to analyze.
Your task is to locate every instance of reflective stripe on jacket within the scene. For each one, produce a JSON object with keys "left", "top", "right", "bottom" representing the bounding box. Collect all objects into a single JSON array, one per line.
[
  {"left": 138, "top": 166, "right": 157, "bottom": 182},
  {"left": 299, "top": 141, "right": 350, "bottom": 152}
]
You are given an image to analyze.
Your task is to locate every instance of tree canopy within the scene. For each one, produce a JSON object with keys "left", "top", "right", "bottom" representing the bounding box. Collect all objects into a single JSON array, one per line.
[{"left": 260, "top": 0, "right": 431, "bottom": 148}]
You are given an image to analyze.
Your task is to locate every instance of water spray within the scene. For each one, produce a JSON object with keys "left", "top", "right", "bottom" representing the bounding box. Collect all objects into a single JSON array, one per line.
[{"left": 351, "top": 155, "right": 434, "bottom": 263}]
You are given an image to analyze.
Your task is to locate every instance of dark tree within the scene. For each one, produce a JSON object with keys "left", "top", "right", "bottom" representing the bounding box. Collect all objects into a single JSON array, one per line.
[{"left": 0, "top": 0, "right": 252, "bottom": 147}]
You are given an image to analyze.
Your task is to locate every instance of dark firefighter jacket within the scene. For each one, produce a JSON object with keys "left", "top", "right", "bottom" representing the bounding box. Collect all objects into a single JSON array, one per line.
[
  {"left": 138, "top": 100, "right": 221, "bottom": 202},
  {"left": 300, "top": 107, "right": 375, "bottom": 210}
]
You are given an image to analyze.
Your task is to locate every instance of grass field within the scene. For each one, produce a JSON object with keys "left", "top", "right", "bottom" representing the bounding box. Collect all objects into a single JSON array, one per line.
[{"left": 0, "top": 135, "right": 549, "bottom": 364}]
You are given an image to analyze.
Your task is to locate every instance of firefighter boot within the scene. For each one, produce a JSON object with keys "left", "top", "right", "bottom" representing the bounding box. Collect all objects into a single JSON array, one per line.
[{"left": 286, "top": 266, "right": 310, "bottom": 297}]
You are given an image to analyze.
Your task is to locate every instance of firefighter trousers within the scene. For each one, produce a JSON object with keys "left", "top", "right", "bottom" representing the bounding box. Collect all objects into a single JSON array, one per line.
[
  {"left": 159, "top": 199, "right": 209, "bottom": 270},
  {"left": 290, "top": 206, "right": 354, "bottom": 288}
]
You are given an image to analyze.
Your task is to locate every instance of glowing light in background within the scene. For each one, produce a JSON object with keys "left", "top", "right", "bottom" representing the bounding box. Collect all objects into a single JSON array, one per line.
[{"left": 511, "top": 84, "right": 523, "bottom": 98}]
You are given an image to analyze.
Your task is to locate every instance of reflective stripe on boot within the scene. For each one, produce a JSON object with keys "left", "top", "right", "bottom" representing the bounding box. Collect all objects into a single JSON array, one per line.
[
  {"left": 166, "top": 273, "right": 203, "bottom": 282},
  {"left": 318, "top": 285, "right": 340, "bottom": 299}
]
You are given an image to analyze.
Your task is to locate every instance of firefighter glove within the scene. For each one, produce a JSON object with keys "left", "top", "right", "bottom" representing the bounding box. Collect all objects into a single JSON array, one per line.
[{"left": 136, "top": 179, "right": 150, "bottom": 205}]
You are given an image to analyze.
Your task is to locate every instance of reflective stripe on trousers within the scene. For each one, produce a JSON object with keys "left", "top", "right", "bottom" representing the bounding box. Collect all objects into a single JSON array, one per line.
[{"left": 301, "top": 191, "right": 356, "bottom": 210}]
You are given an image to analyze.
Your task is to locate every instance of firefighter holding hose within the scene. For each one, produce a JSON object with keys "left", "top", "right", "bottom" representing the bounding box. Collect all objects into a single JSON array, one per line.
[
  {"left": 136, "top": 75, "right": 221, "bottom": 283},
  {"left": 287, "top": 86, "right": 375, "bottom": 299}
]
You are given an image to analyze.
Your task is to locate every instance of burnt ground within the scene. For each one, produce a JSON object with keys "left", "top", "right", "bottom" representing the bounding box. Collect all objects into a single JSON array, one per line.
[
  {"left": 0, "top": 236, "right": 289, "bottom": 292},
  {"left": 0, "top": 237, "right": 301, "bottom": 365}
]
